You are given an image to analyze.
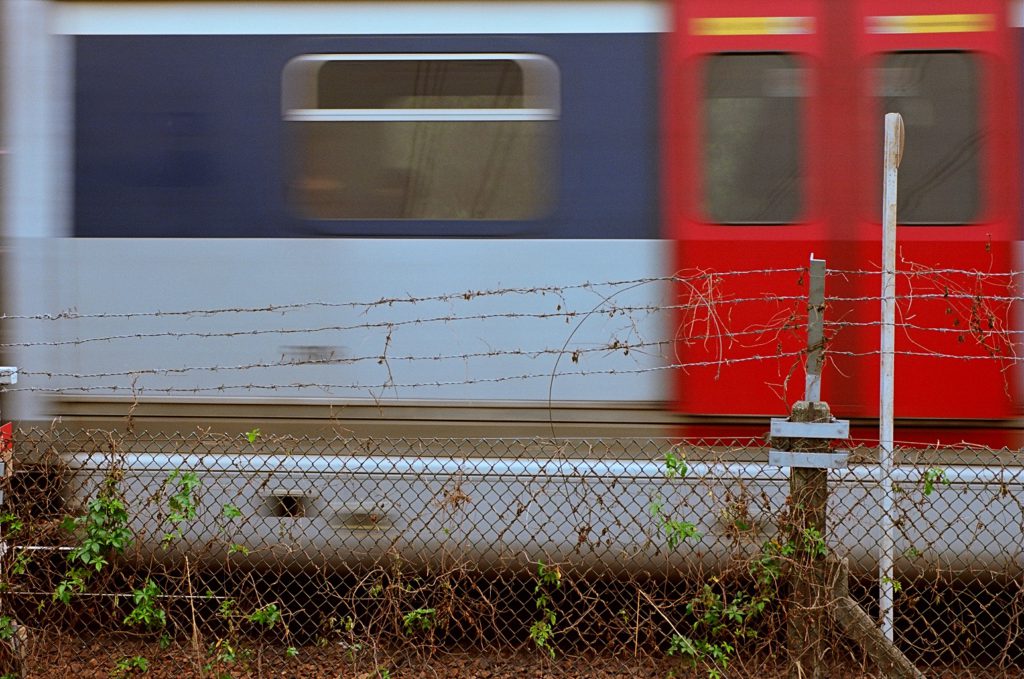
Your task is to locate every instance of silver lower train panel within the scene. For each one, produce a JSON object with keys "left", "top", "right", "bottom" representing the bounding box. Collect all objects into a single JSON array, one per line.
[{"left": 63, "top": 452, "right": 1024, "bottom": 578}]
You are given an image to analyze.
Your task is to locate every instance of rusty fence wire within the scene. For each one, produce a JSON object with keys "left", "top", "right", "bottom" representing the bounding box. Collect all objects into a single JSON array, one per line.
[
  {"left": 0, "top": 260, "right": 1019, "bottom": 409},
  {"left": 0, "top": 431, "right": 1020, "bottom": 677}
]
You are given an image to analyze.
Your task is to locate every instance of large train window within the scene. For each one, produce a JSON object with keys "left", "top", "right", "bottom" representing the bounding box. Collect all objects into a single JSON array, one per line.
[
  {"left": 875, "top": 52, "right": 981, "bottom": 224},
  {"left": 282, "top": 54, "right": 559, "bottom": 220},
  {"left": 702, "top": 53, "right": 805, "bottom": 224}
]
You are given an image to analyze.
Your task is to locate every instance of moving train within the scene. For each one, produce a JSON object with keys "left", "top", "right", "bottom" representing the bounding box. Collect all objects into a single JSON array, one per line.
[
  {"left": 3, "top": 0, "right": 1020, "bottom": 444},
  {"left": 3, "top": 0, "right": 674, "bottom": 440},
  {"left": 1, "top": 1, "right": 1023, "bottom": 574}
]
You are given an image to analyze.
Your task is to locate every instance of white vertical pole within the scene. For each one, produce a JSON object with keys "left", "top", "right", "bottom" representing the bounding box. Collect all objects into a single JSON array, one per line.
[{"left": 880, "top": 112, "right": 904, "bottom": 642}]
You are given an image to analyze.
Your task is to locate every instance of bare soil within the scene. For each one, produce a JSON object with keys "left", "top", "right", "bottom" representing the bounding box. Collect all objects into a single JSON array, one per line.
[{"left": 8, "top": 635, "right": 1016, "bottom": 679}]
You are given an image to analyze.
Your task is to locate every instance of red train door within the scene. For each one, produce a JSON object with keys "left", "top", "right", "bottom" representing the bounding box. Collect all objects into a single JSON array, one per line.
[
  {"left": 666, "top": 0, "right": 1019, "bottom": 443},
  {"left": 664, "top": 0, "right": 833, "bottom": 436},
  {"left": 847, "top": 0, "right": 1020, "bottom": 444}
]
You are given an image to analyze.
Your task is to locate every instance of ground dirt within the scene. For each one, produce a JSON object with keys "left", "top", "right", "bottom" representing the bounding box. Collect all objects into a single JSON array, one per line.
[{"left": 6, "top": 635, "right": 1011, "bottom": 679}]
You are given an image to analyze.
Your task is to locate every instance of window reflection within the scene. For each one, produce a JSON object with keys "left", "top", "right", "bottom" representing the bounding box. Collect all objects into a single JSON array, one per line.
[
  {"left": 876, "top": 52, "right": 981, "bottom": 224},
  {"left": 702, "top": 53, "right": 805, "bottom": 224},
  {"left": 284, "top": 56, "right": 558, "bottom": 221}
]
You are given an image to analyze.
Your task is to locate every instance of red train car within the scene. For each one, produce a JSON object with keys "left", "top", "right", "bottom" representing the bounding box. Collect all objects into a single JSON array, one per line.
[{"left": 665, "top": 0, "right": 1020, "bottom": 445}]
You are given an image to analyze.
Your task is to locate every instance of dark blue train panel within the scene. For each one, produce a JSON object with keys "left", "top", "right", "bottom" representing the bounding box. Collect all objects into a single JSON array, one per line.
[{"left": 74, "top": 34, "right": 660, "bottom": 238}]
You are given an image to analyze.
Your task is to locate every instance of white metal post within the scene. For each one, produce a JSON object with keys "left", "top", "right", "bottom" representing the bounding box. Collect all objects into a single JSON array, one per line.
[{"left": 879, "top": 112, "right": 903, "bottom": 642}]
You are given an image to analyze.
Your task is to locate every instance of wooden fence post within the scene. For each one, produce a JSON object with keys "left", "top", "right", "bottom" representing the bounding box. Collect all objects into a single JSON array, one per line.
[{"left": 785, "top": 400, "right": 833, "bottom": 679}]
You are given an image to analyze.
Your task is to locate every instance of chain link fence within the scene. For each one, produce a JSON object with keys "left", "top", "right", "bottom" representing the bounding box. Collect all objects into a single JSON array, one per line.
[{"left": 0, "top": 429, "right": 1017, "bottom": 677}]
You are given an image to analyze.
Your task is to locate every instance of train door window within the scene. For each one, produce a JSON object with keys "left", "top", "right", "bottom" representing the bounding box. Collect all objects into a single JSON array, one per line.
[
  {"left": 875, "top": 52, "right": 981, "bottom": 224},
  {"left": 282, "top": 54, "right": 559, "bottom": 220},
  {"left": 702, "top": 53, "right": 806, "bottom": 224}
]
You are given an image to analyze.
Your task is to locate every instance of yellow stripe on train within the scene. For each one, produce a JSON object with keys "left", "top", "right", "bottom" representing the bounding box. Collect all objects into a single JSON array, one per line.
[
  {"left": 866, "top": 14, "right": 995, "bottom": 34},
  {"left": 690, "top": 16, "right": 815, "bottom": 37}
]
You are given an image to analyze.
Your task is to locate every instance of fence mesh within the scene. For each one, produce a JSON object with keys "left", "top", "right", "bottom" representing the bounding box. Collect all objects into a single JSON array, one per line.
[{"left": 0, "top": 430, "right": 1019, "bottom": 678}]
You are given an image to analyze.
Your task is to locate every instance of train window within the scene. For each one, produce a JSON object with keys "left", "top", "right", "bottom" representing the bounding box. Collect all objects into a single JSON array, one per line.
[
  {"left": 314, "top": 59, "right": 528, "bottom": 109},
  {"left": 701, "top": 53, "right": 805, "bottom": 224},
  {"left": 875, "top": 52, "right": 980, "bottom": 224},
  {"left": 282, "top": 54, "right": 559, "bottom": 220}
]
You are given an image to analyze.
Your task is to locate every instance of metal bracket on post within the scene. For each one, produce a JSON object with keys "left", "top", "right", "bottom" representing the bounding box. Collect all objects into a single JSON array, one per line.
[{"left": 769, "top": 412, "right": 850, "bottom": 468}]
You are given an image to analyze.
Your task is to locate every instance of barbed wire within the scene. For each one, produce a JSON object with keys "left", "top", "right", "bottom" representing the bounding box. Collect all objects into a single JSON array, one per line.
[
  {"left": 3, "top": 352, "right": 809, "bottom": 394},
  {"left": 16, "top": 320, "right": 813, "bottom": 380},
  {"left": 17, "top": 339, "right": 670, "bottom": 379},
  {"left": 3, "top": 264, "right": 1024, "bottom": 399},
  {"left": 0, "top": 299, "right": 807, "bottom": 349},
  {"left": 15, "top": 349, "right": 1024, "bottom": 395},
  {"left": 824, "top": 292, "right": 1020, "bottom": 303},
  {"left": 0, "top": 268, "right": 805, "bottom": 322},
  {"left": 827, "top": 266, "right": 1021, "bottom": 278}
]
